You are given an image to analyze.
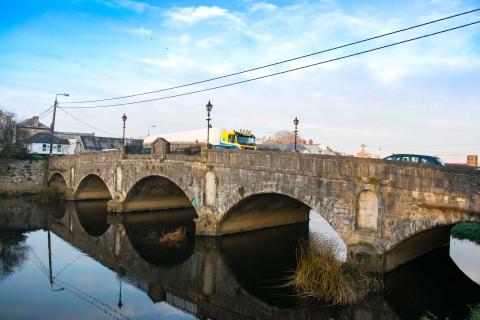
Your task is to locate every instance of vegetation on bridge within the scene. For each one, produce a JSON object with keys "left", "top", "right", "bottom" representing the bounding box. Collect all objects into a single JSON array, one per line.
[
  {"left": 451, "top": 223, "right": 480, "bottom": 244},
  {"left": 290, "top": 240, "right": 382, "bottom": 304}
]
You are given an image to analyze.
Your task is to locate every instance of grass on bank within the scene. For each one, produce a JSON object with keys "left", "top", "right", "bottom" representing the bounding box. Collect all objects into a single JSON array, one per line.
[
  {"left": 420, "top": 303, "right": 480, "bottom": 320},
  {"left": 290, "top": 240, "right": 383, "bottom": 305},
  {"left": 36, "top": 186, "right": 61, "bottom": 203},
  {"left": 451, "top": 223, "right": 480, "bottom": 244}
]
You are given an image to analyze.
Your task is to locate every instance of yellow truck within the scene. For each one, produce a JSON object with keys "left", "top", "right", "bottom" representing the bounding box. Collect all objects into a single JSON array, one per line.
[{"left": 219, "top": 129, "right": 256, "bottom": 150}]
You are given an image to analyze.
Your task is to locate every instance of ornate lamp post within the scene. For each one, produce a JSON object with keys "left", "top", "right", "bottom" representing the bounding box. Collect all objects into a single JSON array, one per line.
[
  {"left": 206, "top": 100, "right": 213, "bottom": 146},
  {"left": 49, "top": 93, "right": 69, "bottom": 156},
  {"left": 293, "top": 117, "right": 299, "bottom": 152},
  {"left": 122, "top": 113, "right": 127, "bottom": 146}
]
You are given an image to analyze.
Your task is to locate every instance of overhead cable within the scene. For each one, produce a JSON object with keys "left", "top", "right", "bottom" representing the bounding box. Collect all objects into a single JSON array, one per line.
[
  {"left": 58, "top": 107, "right": 121, "bottom": 137},
  {"left": 62, "top": 8, "right": 480, "bottom": 104},
  {"left": 62, "top": 20, "right": 480, "bottom": 109}
]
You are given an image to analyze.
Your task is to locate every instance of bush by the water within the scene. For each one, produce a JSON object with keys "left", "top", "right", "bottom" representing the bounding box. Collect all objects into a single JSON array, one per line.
[
  {"left": 36, "top": 186, "right": 61, "bottom": 202},
  {"left": 290, "top": 240, "right": 383, "bottom": 305},
  {"left": 420, "top": 303, "right": 480, "bottom": 320},
  {"left": 470, "top": 303, "right": 480, "bottom": 320},
  {"left": 451, "top": 223, "right": 480, "bottom": 244}
]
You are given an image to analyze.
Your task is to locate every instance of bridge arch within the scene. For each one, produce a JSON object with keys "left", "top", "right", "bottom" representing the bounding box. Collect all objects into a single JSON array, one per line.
[
  {"left": 75, "top": 174, "right": 113, "bottom": 200},
  {"left": 384, "top": 224, "right": 454, "bottom": 272},
  {"left": 48, "top": 172, "right": 68, "bottom": 194},
  {"left": 123, "top": 175, "right": 194, "bottom": 213},
  {"left": 218, "top": 192, "right": 312, "bottom": 236}
]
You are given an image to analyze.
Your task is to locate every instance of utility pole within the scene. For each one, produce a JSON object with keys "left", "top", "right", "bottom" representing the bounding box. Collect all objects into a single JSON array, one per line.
[{"left": 49, "top": 94, "right": 69, "bottom": 157}]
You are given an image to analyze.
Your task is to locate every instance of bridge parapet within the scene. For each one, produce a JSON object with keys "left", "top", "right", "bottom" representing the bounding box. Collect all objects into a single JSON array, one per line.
[{"left": 206, "top": 150, "right": 480, "bottom": 196}]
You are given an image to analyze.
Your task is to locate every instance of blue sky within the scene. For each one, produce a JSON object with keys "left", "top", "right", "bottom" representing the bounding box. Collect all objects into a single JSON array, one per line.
[{"left": 0, "top": 0, "right": 479, "bottom": 160}]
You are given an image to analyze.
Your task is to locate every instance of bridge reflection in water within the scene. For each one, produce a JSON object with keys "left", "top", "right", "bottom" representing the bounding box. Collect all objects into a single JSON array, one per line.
[
  {"left": 44, "top": 201, "right": 401, "bottom": 319},
  {"left": 7, "top": 199, "right": 469, "bottom": 319}
]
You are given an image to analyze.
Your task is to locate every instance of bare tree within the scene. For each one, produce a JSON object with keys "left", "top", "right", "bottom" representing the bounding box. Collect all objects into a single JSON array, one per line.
[
  {"left": 0, "top": 108, "right": 17, "bottom": 147},
  {"left": 262, "top": 130, "right": 307, "bottom": 144}
]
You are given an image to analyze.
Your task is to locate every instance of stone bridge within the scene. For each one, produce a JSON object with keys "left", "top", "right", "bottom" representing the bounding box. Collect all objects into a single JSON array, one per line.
[{"left": 49, "top": 148, "right": 480, "bottom": 271}]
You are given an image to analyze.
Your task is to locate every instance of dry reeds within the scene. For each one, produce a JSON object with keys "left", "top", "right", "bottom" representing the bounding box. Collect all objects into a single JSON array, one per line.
[
  {"left": 142, "top": 227, "right": 186, "bottom": 244},
  {"left": 291, "top": 240, "right": 383, "bottom": 305}
]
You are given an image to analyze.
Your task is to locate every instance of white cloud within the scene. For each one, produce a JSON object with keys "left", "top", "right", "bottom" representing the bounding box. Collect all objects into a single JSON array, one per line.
[
  {"left": 165, "top": 6, "right": 245, "bottom": 28},
  {"left": 112, "top": 0, "right": 158, "bottom": 13},
  {"left": 178, "top": 34, "right": 191, "bottom": 45},
  {"left": 250, "top": 2, "right": 278, "bottom": 12}
]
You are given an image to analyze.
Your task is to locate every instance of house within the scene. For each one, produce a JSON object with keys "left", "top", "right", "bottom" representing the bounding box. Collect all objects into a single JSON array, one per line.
[
  {"left": 16, "top": 116, "right": 50, "bottom": 143},
  {"left": 76, "top": 135, "right": 143, "bottom": 153},
  {"left": 24, "top": 132, "right": 74, "bottom": 155}
]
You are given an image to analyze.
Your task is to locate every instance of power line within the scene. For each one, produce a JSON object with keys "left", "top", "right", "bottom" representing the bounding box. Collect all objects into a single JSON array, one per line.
[
  {"left": 58, "top": 107, "right": 121, "bottom": 137},
  {"left": 63, "top": 8, "right": 480, "bottom": 105},
  {"left": 39, "top": 109, "right": 54, "bottom": 121},
  {"left": 63, "top": 20, "right": 480, "bottom": 110},
  {"left": 38, "top": 105, "right": 54, "bottom": 118}
]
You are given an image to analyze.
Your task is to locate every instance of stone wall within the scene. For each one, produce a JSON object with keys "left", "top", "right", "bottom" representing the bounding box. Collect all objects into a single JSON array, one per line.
[{"left": 0, "top": 159, "right": 46, "bottom": 194}]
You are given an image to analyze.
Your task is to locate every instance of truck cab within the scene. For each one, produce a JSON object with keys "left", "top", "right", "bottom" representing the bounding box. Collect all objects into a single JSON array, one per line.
[{"left": 220, "top": 130, "right": 256, "bottom": 150}]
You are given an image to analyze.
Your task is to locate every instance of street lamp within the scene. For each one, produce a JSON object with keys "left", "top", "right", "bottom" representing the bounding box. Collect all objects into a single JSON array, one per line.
[
  {"left": 122, "top": 113, "right": 127, "bottom": 146},
  {"left": 147, "top": 124, "right": 156, "bottom": 136},
  {"left": 49, "top": 93, "right": 69, "bottom": 157},
  {"left": 206, "top": 100, "right": 213, "bottom": 146},
  {"left": 293, "top": 117, "right": 299, "bottom": 152}
]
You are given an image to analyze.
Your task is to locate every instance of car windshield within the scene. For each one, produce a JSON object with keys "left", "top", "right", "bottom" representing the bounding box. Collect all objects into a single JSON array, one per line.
[{"left": 236, "top": 134, "right": 256, "bottom": 146}]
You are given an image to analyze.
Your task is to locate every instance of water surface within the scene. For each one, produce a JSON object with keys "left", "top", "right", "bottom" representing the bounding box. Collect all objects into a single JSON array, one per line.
[{"left": 0, "top": 199, "right": 478, "bottom": 319}]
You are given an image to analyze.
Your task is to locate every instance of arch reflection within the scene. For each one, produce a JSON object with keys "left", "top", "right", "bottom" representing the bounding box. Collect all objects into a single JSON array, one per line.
[
  {"left": 75, "top": 201, "right": 110, "bottom": 237},
  {"left": 218, "top": 222, "right": 309, "bottom": 307},
  {"left": 123, "top": 208, "right": 196, "bottom": 266}
]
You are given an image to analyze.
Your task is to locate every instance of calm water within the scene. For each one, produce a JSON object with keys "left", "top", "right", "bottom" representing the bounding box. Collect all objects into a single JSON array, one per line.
[{"left": 0, "top": 199, "right": 479, "bottom": 319}]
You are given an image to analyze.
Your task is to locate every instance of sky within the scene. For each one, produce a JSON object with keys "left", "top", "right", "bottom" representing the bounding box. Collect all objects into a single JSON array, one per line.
[{"left": 0, "top": 0, "right": 479, "bottom": 161}]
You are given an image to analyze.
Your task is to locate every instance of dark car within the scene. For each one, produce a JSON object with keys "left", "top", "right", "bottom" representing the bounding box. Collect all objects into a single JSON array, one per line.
[{"left": 383, "top": 154, "right": 445, "bottom": 166}]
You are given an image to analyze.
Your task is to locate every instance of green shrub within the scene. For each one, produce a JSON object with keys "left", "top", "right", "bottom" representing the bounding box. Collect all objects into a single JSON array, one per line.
[
  {"left": 451, "top": 223, "right": 480, "bottom": 244},
  {"left": 469, "top": 303, "right": 480, "bottom": 320}
]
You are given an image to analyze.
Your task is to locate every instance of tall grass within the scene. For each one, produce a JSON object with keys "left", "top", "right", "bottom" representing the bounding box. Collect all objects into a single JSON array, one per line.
[
  {"left": 451, "top": 223, "right": 480, "bottom": 244},
  {"left": 291, "top": 240, "right": 383, "bottom": 305},
  {"left": 470, "top": 303, "right": 480, "bottom": 320},
  {"left": 36, "top": 186, "right": 60, "bottom": 203}
]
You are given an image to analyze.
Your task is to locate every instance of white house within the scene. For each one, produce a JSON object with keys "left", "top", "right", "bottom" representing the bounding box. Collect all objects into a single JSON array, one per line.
[{"left": 24, "top": 132, "right": 74, "bottom": 155}]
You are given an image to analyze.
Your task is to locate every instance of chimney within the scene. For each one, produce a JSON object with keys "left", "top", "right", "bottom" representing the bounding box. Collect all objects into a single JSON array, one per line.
[{"left": 32, "top": 116, "right": 39, "bottom": 127}]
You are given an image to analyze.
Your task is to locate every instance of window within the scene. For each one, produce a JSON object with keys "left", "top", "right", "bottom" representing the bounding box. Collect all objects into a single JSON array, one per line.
[
  {"left": 421, "top": 157, "right": 436, "bottom": 165},
  {"left": 228, "top": 135, "right": 235, "bottom": 143},
  {"left": 57, "top": 144, "right": 62, "bottom": 152},
  {"left": 42, "top": 144, "right": 47, "bottom": 151}
]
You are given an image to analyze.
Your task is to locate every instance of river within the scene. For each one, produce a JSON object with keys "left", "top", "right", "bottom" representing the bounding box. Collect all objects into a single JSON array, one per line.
[{"left": 0, "top": 198, "right": 478, "bottom": 319}]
